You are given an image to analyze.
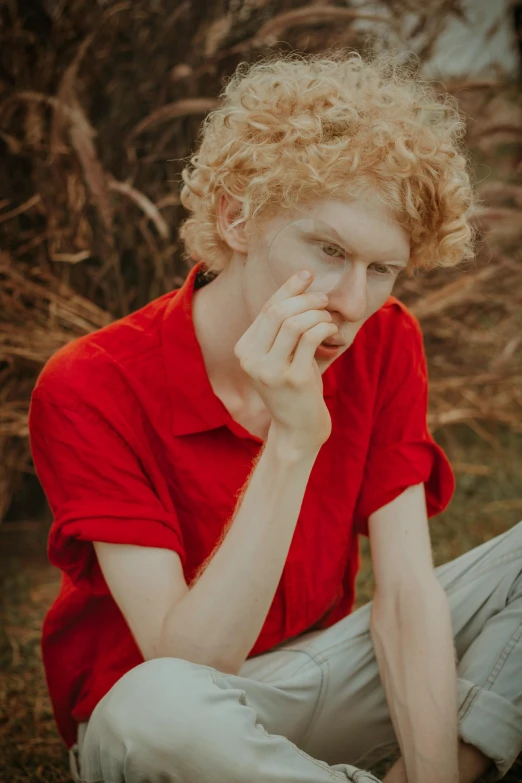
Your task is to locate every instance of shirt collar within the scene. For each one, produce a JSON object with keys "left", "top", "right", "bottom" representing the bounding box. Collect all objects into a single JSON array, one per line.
[{"left": 162, "top": 261, "right": 338, "bottom": 439}]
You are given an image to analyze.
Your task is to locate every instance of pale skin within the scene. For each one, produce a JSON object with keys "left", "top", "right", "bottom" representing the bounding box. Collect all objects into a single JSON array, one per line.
[{"left": 93, "top": 192, "right": 491, "bottom": 782}]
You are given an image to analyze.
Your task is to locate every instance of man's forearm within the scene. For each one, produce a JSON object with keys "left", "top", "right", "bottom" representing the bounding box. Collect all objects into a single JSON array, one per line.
[
  {"left": 371, "top": 577, "right": 459, "bottom": 783},
  {"left": 157, "top": 426, "right": 320, "bottom": 672}
]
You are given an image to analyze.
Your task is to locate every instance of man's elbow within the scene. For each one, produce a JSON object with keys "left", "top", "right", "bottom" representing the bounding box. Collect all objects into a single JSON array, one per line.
[
  {"left": 370, "top": 574, "right": 448, "bottom": 635},
  {"left": 149, "top": 630, "right": 245, "bottom": 675}
]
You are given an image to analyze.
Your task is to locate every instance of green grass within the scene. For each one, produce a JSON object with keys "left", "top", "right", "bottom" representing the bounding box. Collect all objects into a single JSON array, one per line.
[{"left": 1, "top": 425, "right": 521, "bottom": 781}]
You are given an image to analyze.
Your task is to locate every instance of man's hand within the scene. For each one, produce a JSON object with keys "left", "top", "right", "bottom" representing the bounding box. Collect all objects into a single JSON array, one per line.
[{"left": 234, "top": 268, "right": 338, "bottom": 453}]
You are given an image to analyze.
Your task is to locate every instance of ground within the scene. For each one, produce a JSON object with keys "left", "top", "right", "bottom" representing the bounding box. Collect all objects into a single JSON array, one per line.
[{"left": 1, "top": 425, "right": 521, "bottom": 782}]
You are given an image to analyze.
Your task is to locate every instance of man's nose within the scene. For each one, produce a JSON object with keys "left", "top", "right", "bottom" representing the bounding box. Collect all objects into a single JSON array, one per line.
[{"left": 328, "top": 264, "right": 367, "bottom": 323}]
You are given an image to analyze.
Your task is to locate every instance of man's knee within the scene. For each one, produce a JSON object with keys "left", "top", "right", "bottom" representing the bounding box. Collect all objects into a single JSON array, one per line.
[
  {"left": 82, "top": 659, "right": 211, "bottom": 770},
  {"left": 92, "top": 657, "right": 214, "bottom": 741},
  {"left": 82, "top": 657, "right": 252, "bottom": 781}
]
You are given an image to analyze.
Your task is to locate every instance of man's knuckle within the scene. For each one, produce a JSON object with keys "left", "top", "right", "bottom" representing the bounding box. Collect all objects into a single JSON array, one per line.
[
  {"left": 239, "top": 356, "right": 253, "bottom": 373},
  {"left": 283, "top": 317, "right": 301, "bottom": 335},
  {"left": 258, "top": 369, "right": 276, "bottom": 385},
  {"left": 285, "top": 373, "right": 302, "bottom": 389},
  {"left": 262, "top": 301, "right": 279, "bottom": 317},
  {"left": 303, "top": 329, "right": 317, "bottom": 343}
]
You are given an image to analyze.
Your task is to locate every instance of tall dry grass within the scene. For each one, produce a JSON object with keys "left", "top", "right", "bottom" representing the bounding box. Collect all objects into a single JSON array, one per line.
[{"left": 0, "top": 0, "right": 521, "bottom": 521}]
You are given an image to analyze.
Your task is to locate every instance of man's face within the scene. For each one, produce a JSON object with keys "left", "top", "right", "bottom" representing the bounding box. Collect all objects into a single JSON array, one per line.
[{"left": 242, "top": 192, "right": 411, "bottom": 368}]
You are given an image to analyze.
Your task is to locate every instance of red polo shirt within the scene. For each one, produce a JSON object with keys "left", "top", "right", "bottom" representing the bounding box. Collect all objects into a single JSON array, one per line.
[{"left": 29, "top": 260, "right": 454, "bottom": 749}]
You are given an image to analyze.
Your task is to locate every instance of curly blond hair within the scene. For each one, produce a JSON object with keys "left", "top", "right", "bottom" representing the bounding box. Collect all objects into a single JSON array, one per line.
[{"left": 179, "top": 51, "right": 475, "bottom": 273}]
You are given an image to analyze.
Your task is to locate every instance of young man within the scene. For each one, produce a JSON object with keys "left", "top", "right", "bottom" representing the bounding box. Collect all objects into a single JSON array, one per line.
[{"left": 29, "top": 53, "right": 522, "bottom": 783}]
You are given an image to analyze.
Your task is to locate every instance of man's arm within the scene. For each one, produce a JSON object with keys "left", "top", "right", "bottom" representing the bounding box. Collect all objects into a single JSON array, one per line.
[
  {"left": 368, "top": 483, "right": 459, "bottom": 783},
  {"left": 94, "top": 427, "right": 320, "bottom": 675}
]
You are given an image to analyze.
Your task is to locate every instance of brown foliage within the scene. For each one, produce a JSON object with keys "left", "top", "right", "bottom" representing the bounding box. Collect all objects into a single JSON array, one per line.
[{"left": 0, "top": 0, "right": 521, "bottom": 522}]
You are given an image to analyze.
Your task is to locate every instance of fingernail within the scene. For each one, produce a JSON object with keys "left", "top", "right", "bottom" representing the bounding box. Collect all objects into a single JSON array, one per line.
[
  {"left": 317, "top": 293, "right": 328, "bottom": 303},
  {"left": 299, "top": 269, "right": 312, "bottom": 280}
]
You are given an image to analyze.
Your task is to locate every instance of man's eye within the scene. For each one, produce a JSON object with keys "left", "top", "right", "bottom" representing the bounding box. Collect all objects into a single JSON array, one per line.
[
  {"left": 320, "top": 243, "right": 344, "bottom": 258},
  {"left": 369, "top": 263, "right": 396, "bottom": 276}
]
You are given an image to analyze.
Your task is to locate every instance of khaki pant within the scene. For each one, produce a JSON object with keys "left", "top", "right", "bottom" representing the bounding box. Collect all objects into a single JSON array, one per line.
[{"left": 70, "top": 522, "right": 522, "bottom": 782}]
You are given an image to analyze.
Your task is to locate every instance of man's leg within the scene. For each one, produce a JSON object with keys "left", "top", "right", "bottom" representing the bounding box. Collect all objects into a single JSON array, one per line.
[
  {"left": 75, "top": 521, "right": 522, "bottom": 783},
  {"left": 278, "top": 520, "right": 522, "bottom": 780},
  {"left": 77, "top": 655, "right": 381, "bottom": 783}
]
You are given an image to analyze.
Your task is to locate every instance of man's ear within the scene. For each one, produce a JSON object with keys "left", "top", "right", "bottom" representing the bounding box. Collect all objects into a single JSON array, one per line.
[{"left": 217, "top": 193, "right": 249, "bottom": 254}]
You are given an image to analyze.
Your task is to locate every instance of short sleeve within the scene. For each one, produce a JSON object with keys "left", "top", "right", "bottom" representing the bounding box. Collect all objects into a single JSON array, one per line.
[
  {"left": 353, "top": 312, "right": 455, "bottom": 536},
  {"left": 29, "top": 395, "right": 186, "bottom": 593}
]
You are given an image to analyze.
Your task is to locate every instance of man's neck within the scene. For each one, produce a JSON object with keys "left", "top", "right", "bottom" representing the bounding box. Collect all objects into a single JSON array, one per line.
[{"left": 192, "top": 261, "right": 262, "bottom": 408}]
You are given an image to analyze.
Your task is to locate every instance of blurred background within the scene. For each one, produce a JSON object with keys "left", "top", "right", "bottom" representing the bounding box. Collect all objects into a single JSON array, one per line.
[{"left": 0, "top": 0, "right": 521, "bottom": 780}]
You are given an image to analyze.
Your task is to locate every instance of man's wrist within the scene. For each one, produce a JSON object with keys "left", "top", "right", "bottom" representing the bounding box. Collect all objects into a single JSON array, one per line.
[{"left": 266, "top": 424, "right": 323, "bottom": 464}]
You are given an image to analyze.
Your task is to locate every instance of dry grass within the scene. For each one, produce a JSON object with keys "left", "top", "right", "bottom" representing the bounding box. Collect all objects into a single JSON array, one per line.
[{"left": 1, "top": 0, "right": 521, "bottom": 519}]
